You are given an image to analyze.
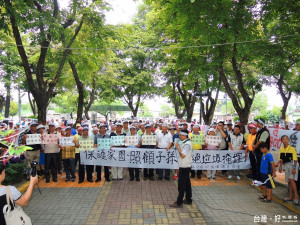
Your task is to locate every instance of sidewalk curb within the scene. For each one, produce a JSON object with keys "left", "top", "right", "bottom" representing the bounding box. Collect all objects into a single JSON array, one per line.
[
  {"left": 17, "top": 175, "right": 44, "bottom": 193},
  {"left": 242, "top": 176, "right": 300, "bottom": 215}
]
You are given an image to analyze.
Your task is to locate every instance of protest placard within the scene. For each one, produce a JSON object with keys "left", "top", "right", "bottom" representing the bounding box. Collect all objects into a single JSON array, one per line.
[
  {"left": 42, "top": 134, "right": 59, "bottom": 145},
  {"left": 142, "top": 135, "right": 156, "bottom": 145},
  {"left": 111, "top": 136, "right": 125, "bottom": 146},
  {"left": 60, "top": 137, "right": 75, "bottom": 147},
  {"left": 125, "top": 136, "right": 139, "bottom": 146},
  {"left": 192, "top": 134, "right": 205, "bottom": 145},
  {"left": 79, "top": 139, "right": 94, "bottom": 151},
  {"left": 26, "top": 134, "right": 41, "bottom": 145},
  {"left": 206, "top": 135, "right": 221, "bottom": 146},
  {"left": 97, "top": 138, "right": 111, "bottom": 150}
]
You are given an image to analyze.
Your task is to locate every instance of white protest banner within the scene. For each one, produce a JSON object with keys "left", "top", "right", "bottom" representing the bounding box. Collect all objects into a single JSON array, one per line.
[
  {"left": 192, "top": 150, "right": 250, "bottom": 170},
  {"left": 125, "top": 136, "right": 139, "bottom": 146},
  {"left": 191, "top": 134, "right": 205, "bottom": 145},
  {"left": 80, "top": 148, "right": 250, "bottom": 170},
  {"left": 97, "top": 138, "right": 111, "bottom": 150},
  {"left": 269, "top": 128, "right": 300, "bottom": 154},
  {"left": 60, "top": 137, "right": 75, "bottom": 147},
  {"left": 42, "top": 134, "right": 59, "bottom": 145},
  {"left": 26, "top": 134, "right": 42, "bottom": 145},
  {"left": 142, "top": 135, "right": 156, "bottom": 145},
  {"left": 111, "top": 136, "right": 125, "bottom": 146},
  {"left": 206, "top": 135, "right": 221, "bottom": 146},
  {"left": 80, "top": 148, "right": 179, "bottom": 169},
  {"left": 79, "top": 139, "right": 94, "bottom": 151}
]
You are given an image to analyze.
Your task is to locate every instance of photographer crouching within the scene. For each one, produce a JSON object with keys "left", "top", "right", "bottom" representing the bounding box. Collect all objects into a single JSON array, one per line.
[{"left": 0, "top": 161, "right": 38, "bottom": 224}]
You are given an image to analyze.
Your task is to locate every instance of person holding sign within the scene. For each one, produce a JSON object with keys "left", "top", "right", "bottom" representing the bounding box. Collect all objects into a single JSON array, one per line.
[
  {"left": 60, "top": 127, "right": 76, "bottom": 182},
  {"left": 22, "top": 121, "right": 41, "bottom": 180},
  {"left": 110, "top": 123, "right": 126, "bottom": 180},
  {"left": 76, "top": 127, "right": 96, "bottom": 183},
  {"left": 170, "top": 129, "right": 193, "bottom": 208},
  {"left": 140, "top": 124, "right": 156, "bottom": 181},
  {"left": 204, "top": 128, "right": 221, "bottom": 179},
  {"left": 43, "top": 123, "right": 60, "bottom": 183},
  {"left": 189, "top": 125, "right": 203, "bottom": 180},
  {"left": 156, "top": 124, "right": 173, "bottom": 180},
  {"left": 127, "top": 126, "right": 141, "bottom": 181},
  {"left": 227, "top": 125, "right": 245, "bottom": 180},
  {"left": 94, "top": 124, "right": 111, "bottom": 182}
]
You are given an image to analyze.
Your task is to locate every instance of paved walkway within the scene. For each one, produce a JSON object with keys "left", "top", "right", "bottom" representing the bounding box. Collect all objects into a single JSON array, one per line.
[{"left": 23, "top": 170, "right": 299, "bottom": 225}]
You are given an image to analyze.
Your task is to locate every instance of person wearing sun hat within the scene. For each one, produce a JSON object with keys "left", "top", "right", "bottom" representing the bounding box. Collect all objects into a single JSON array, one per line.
[
  {"left": 245, "top": 123, "right": 258, "bottom": 179},
  {"left": 189, "top": 124, "right": 203, "bottom": 179}
]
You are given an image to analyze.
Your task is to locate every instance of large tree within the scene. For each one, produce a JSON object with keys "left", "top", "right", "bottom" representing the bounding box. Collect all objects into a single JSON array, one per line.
[{"left": 1, "top": 0, "right": 106, "bottom": 123}]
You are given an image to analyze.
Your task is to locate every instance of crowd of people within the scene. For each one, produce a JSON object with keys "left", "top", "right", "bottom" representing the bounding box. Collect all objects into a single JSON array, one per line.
[{"left": 0, "top": 117, "right": 299, "bottom": 207}]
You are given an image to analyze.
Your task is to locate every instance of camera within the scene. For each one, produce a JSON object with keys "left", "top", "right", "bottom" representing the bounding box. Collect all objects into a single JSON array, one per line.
[{"left": 30, "top": 160, "right": 38, "bottom": 177}]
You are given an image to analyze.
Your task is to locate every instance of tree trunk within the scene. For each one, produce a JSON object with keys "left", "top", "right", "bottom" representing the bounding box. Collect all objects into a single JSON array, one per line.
[
  {"left": 4, "top": 83, "right": 11, "bottom": 118},
  {"left": 84, "top": 77, "right": 96, "bottom": 120},
  {"left": 171, "top": 82, "right": 186, "bottom": 119},
  {"left": 0, "top": 95, "right": 5, "bottom": 115},
  {"left": 35, "top": 97, "right": 48, "bottom": 124},
  {"left": 277, "top": 75, "right": 291, "bottom": 120},
  {"left": 28, "top": 92, "right": 36, "bottom": 116},
  {"left": 69, "top": 61, "right": 84, "bottom": 122}
]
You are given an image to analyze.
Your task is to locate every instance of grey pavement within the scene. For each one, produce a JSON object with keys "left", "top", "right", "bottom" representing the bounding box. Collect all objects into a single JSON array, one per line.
[{"left": 24, "top": 188, "right": 101, "bottom": 225}]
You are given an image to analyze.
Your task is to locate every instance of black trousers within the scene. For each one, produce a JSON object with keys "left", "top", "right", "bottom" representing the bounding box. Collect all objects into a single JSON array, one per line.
[
  {"left": 177, "top": 167, "right": 192, "bottom": 205},
  {"left": 75, "top": 153, "right": 80, "bottom": 169},
  {"left": 45, "top": 153, "right": 59, "bottom": 181},
  {"left": 78, "top": 154, "right": 94, "bottom": 181},
  {"left": 249, "top": 151, "right": 257, "bottom": 176},
  {"left": 255, "top": 151, "right": 263, "bottom": 180},
  {"left": 129, "top": 168, "right": 140, "bottom": 179},
  {"left": 96, "top": 166, "right": 110, "bottom": 180},
  {"left": 57, "top": 150, "right": 62, "bottom": 172},
  {"left": 296, "top": 157, "right": 300, "bottom": 194},
  {"left": 191, "top": 170, "right": 202, "bottom": 176},
  {"left": 157, "top": 169, "right": 170, "bottom": 178},
  {"left": 143, "top": 168, "right": 154, "bottom": 178}
]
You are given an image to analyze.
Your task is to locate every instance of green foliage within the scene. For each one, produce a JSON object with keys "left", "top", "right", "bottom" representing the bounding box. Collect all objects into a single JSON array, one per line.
[
  {"left": 28, "top": 115, "right": 38, "bottom": 119},
  {"left": 296, "top": 118, "right": 300, "bottom": 123},
  {"left": 233, "top": 116, "right": 240, "bottom": 122},
  {"left": 9, "top": 146, "right": 33, "bottom": 156},
  {"left": 159, "top": 104, "right": 175, "bottom": 118},
  {"left": 253, "top": 115, "right": 269, "bottom": 122},
  {"left": 139, "top": 104, "right": 153, "bottom": 118},
  {"left": 3, "top": 162, "right": 26, "bottom": 185}
]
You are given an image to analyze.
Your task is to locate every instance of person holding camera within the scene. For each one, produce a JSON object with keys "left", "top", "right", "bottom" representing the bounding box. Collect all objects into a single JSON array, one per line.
[{"left": 0, "top": 162, "right": 39, "bottom": 225}]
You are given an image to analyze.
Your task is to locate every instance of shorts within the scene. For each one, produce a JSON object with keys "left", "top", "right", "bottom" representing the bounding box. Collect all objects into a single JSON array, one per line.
[
  {"left": 260, "top": 173, "right": 273, "bottom": 189},
  {"left": 284, "top": 162, "right": 298, "bottom": 182},
  {"left": 39, "top": 153, "right": 45, "bottom": 165}
]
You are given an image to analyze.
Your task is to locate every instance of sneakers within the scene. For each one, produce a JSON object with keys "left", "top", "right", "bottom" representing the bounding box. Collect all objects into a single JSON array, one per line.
[
  {"left": 228, "top": 175, "right": 232, "bottom": 179},
  {"left": 183, "top": 199, "right": 192, "bottom": 205},
  {"left": 236, "top": 176, "right": 241, "bottom": 180},
  {"left": 173, "top": 174, "right": 178, "bottom": 180}
]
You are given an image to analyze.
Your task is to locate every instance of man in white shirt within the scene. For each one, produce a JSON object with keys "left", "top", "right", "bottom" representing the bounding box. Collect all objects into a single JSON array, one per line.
[{"left": 156, "top": 124, "right": 173, "bottom": 180}]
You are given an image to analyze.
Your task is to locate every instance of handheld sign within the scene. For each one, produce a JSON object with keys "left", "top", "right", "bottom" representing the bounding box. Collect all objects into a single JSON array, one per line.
[
  {"left": 142, "top": 135, "right": 156, "bottom": 145},
  {"left": 111, "top": 136, "right": 125, "bottom": 146},
  {"left": 125, "top": 136, "right": 139, "bottom": 146},
  {"left": 206, "top": 136, "right": 221, "bottom": 146},
  {"left": 97, "top": 138, "right": 111, "bottom": 150},
  {"left": 26, "top": 134, "right": 42, "bottom": 145},
  {"left": 42, "top": 134, "right": 59, "bottom": 145},
  {"left": 79, "top": 139, "right": 94, "bottom": 151},
  {"left": 60, "top": 137, "right": 75, "bottom": 147},
  {"left": 192, "top": 135, "right": 205, "bottom": 145}
]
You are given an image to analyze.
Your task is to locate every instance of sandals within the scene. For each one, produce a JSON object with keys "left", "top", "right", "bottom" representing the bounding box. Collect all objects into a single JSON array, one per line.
[
  {"left": 293, "top": 199, "right": 299, "bottom": 205},
  {"left": 282, "top": 198, "right": 293, "bottom": 202},
  {"left": 258, "top": 195, "right": 267, "bottom": 200},
  {"left": 261, "top": 198, "right": 272, "bottom": 203}
]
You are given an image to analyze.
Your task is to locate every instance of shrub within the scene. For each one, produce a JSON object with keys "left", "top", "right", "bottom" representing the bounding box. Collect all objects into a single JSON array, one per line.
[{"left": 3, "top": 161, "right": 26, "bottom": 185}]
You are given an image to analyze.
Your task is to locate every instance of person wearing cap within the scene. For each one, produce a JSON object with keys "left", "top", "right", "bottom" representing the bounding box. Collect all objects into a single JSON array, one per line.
[
  {"left": 127, "top": 126, "right": 141, "bottom": 181},
  {"left": 204, "top": 128, "right": 221, "bottom": 179},
  {"left": 182, "top": 122, "right": 189, "bottom": 131},
  {"left": 227, "top": 121, "right": 233, "bottom": 134},
  {"left": 8, "top": 121, "right": 14, "bottom": 130},
  {"left": 171, "top": 125, "right": 182, "bottom": 180},
  {"left": 140, "top": 124, "right": 156, "bottom": 181},
  {"left": 245, "top": 123, "right": 258, "bottom": 179},
  {"left": 110, "top": 123, "right": 126, "bottom": 180},
  {"left": 92, "top": 127, "right": 99, "bottom": 139},
  {"left": 156, "top": 124, "right": 173, "bottom": 180},
  {"left": 76, "top": 127, "right": 97, "bottom": 183},
  {"left": 253, "top": 118, "right": 270, "bottom": 180},
  {"left": 60, "top": 127, "right": 76, "bottom": 182},
  {"left": 67, "top": 121, "right": 77, "bottom": 135},
  {"left": 55, "top": 126, "right": 63, "bottom": 174},
  {"left": 122, "top": 121, "right": 131, "bottom": 136},
  {"left": 37, "top": 125, "right": 46, "bottom": 176},
  {"left": 43, "top": 123, "right": 60, "bottom": 183},
  {"left": 169, "top": 129, "right": 193, "bottom": 208},
  {"left": 137, "top": 123, "right": 145, "bottom": 137},
  {"left": 227, "top": 125, "right": 245, "bottom": 180},
  {"left": 22, "top": 122, "right": 42, "bottom": 180},
  {"left": 74, "top": 126, "right": 83, "bottom": 169},
  {"left": 94, "top": 124, "right": 111, "bottom": 182},
  {"left": 189, "top": 124, "right": 203, "bottom": 179}
]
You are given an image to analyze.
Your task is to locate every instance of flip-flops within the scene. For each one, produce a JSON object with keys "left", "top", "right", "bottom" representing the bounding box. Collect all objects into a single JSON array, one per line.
[
  {"left": 258, "top": 195, "right": 267, "bottom": 200},
  {"left": 282, "top": 198, "right": 293, "bottom": 202},
  {"left": 293, "top": 199, "right": 299, "bottom": 205},
  {"left": 261, "top": 198, "right": 272, "bottom": 203}
]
